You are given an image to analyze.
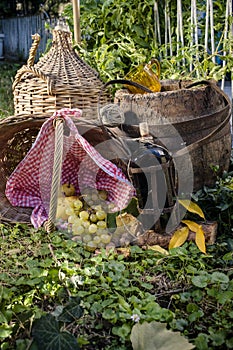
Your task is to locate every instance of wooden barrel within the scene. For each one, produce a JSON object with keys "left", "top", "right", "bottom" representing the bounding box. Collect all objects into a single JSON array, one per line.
[{"left": 114, "top": 80, "right": 232, "bottom": 191}]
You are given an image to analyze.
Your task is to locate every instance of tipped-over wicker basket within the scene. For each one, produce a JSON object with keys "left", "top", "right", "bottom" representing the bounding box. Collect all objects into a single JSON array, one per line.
[
  {"left": 0, "top": 113, "right": 130, "bottom": 225},
  {"left": 12, "top": 29, "right": 111, "bottom": 119}
]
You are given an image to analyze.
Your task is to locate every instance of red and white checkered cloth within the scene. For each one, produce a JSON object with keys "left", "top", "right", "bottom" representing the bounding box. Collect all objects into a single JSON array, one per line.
[{"left": 5, "top": 108, "right": 135, "bottom": 228}]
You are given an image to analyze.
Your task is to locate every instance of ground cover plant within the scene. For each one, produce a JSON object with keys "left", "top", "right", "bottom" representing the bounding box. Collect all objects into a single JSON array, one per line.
[
  {"left": 0, "top": 219, "right": 233, "bottom": 350},
  {"left": 0, "top": 62, "right": 19, "bottom": 119},
  {"left": 0, "top": 9, "right": 233, "bottom": 346}
]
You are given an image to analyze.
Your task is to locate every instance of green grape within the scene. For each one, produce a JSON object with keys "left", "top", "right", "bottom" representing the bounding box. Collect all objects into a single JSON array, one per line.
[
  {"left": 72, "top": 225, "right": 85, "bottom": 235},
  {"left": 82, "top": 220, "right": 90, "bottom": 229},
  {"left": 88, "top": 200, "right": 94, "bottom": 207},
  {"left": 79, "top": 210, "right": 89, "bottom": 221},
  {"left": 84, "top": 194, "right": 91, "bottom": 202},
  {"left": 85, "top": 240, "right": 97, "bottom": 252},
  {"left": 107, "top": 203, "right": 116, "bottom": 212},
  {"left": 73, "top": 199, "right": 83, "bottom": 210},
  {"left": 93, "top": 236, "right": 101, "bottom": 245},
  {"left": 90, "top": 213, "right": 97, "bottom": 222},
  {"left": 66, "top": 207, "right": 75, "bottom": 216},
  {"left": 96, "top": 210, "right": 107, "bottom": 220},
  {"left": 97, "top": 220, "right": 107, "bottom": 229},
  {"left": 96, "top": 228, "right": 106, "bottom": 236},
  {"left": 82, "top": 234, "right": 92, "bottom": 243},
  {"left": 98, "top": 242, "right": 106, "bottom": 248},
  {"left": 93, "top": 204, "right": 102, "bottom": 211},
  {"left": 100, "top": 234, "right": 111, "bottom": 244},
  {"left": 82, "top": 187, "right": 90, "bottom": 194},
  {"left": 98, "top": 190, "right": 108, "bottom": 200},
  {"left": 68, "top": 215, "right": 78, "bottom": 224},
  {"left": 106, "top": 242, "right": 115, "bottom": 250},
  {"left": 72, "top": 217, "right": 82, "bottom": 228},
  {"left": 89, "top": 223, "right": 98, "bottom": 234},
  {"left": 91, "top": 193, "right": 99, "bottom": 202}
]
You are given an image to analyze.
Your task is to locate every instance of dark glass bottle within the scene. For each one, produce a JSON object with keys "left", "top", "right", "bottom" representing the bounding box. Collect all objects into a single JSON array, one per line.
[{"left": 130, "top": 122, "right": 175, "bottom": 230}]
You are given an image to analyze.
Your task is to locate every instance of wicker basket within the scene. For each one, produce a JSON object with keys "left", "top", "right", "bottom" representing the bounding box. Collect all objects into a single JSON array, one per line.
[
  {"left": 12, "top": 29, "right": 111, "bottom": 119},
  {"left": 0, "top": 113, "right": 131, "bottom": 225}
]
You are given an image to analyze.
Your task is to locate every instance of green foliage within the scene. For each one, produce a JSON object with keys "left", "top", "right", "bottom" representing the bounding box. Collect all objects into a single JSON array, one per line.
[
  {"left": 32, "top": 314, "right": 80, "bottom": 350},
  {"left": 0, "top": 63, "right": 19, "bottom": 119},
  {"left": 1, "top": 3, "right": 233, "bottom": 348},
  {"left": 193, "top": 168, "right": 233, "bottom": 239},
  {"left": 62, "top": 0, "right": 232, "bottom": 82},
  {"left": 0, "top": 222, "right": 233, "bottom": 349}
]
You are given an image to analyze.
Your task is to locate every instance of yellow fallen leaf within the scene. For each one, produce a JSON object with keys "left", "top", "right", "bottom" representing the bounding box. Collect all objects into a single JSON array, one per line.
[
  {"left": 147, "top": 245, "right": 169, "bottom": 255},
  {"left": 182, "top": 220, "right": 201, "bottom": 232},
  {"left": 195, "top": 226, "right": 206, "bottom": 254},
  {"left": 169, "top": 226, "right": 189, "bottom": 250},
  {"left": 182, "top": 220, "right": 206, "bottom": 254},
  {"left": 179, "top": 199, "right": 205, "bottom": 219}
]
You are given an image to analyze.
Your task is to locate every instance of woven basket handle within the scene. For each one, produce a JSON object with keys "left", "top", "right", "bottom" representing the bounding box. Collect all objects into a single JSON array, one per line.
[
  {"left": 44, "top": 118, "right": 64, "bottom": 233},
  {"left": 12, "top": 66, "right": 54, "bottom": 96},
  {"left": 12, "top": 33, "right": 54, "bottom": 95},
  {"left": 27, "top": 33, "right": 41, "bottom": 66}
]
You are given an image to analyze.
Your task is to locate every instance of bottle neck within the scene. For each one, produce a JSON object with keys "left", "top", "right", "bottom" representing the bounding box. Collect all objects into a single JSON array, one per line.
[{"left": 139, "top": 122, "right": 153, "bottom": 143}]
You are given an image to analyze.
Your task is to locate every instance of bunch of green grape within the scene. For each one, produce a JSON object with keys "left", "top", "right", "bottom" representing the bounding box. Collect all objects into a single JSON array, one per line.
[{"left": 65, "top": 188, "right": 116, "bottom": 250}]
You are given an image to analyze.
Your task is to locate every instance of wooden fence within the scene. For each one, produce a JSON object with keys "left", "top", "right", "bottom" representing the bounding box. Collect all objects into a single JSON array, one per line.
[{"left": 0, "top": 15, "right": 53, "bottom": 61}]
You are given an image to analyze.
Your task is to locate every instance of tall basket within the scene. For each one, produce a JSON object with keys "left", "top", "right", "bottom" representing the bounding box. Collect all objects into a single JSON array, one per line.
[{"left": 13, "top": 29, "right": 111, "bottom": 119}]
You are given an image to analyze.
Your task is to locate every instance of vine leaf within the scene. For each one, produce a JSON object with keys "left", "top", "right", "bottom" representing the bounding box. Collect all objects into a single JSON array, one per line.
[
  {"left": 169, "top": 227, "right": 189, "bottom": 250},
  {"left": 178, "top": 199, "right": 205, "bottom": 219},
  {"left": 130, "top": 321, "right": 195, "bottom": 350},
  {"left": 58, "top": 297, "right": 83, "bottom": 323},
  {"left": 32, "top": 314, "right": 80, "bottom": 350}
]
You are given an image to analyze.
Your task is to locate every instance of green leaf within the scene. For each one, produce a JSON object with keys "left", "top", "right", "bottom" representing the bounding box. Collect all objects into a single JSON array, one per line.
[
  {"left": 32, "top": 314, "right": 79, "bottom": 350},
  {"left": 211, "top": 272, "right": 229, "bottom": 284},
  {"left": 0, "top": 325, "right": 12, "bottom": 339},
  {"left": 112, "top": 324, "right": 131, "bottom": 339},
  {"left": 123, "top": 196, "right": 140, "bottom": 217},
  {"left": 209, "top": 329, "right": 226, "bottom": 346},
  {"left": 58, "top": 297, "right": 83, "bottom": 323},
  {"left": 188, "top": 310, "right": 204, "bottom": 323},
  {"left": 107, "top": 211, "right": 118, "bottom": 230},
  {"left": 194, "top": 333, "right": 209, "bottom": 350},
  {"left": 216, "top": 291, "right": 233, "bottom": 305},
  {"left": 0, "top": 311, "right": 8, "bottom": 324},
  {"left": 102, "top": 308, "right": 117, "bottom": 322},
  {"left": 191, "top": 275, "right": 209, "bottom": 288},
  {"left": 130, "top": 321, "right": 194, "bottom": 350},
  {"left": 226, "top": 337, "right": 233, "bottom": 348}
]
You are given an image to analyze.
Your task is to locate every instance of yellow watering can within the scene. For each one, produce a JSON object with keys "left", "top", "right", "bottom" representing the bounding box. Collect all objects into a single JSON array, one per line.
[{"left": 125, "top": 58, "right": 161, "bottom": 94}]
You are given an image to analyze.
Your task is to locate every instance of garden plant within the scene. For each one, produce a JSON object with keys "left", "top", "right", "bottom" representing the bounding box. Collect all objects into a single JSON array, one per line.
[{"left": 0, "top": 0, "right": 233, "bottom": 348}]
